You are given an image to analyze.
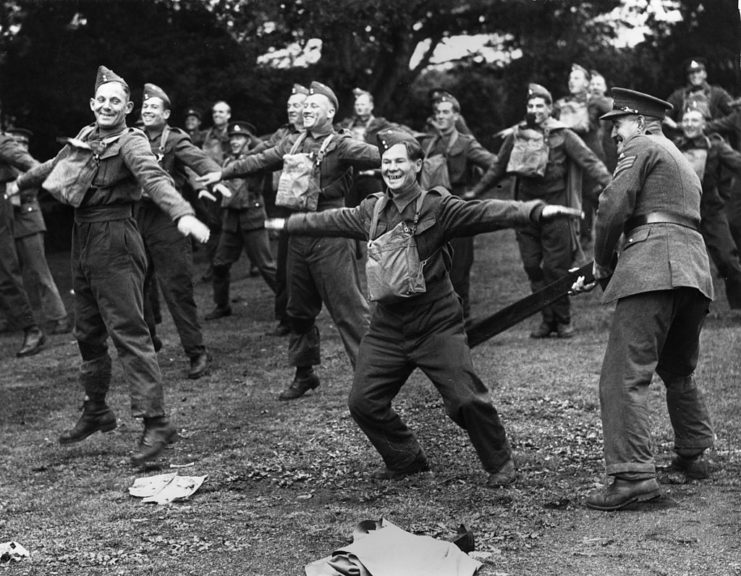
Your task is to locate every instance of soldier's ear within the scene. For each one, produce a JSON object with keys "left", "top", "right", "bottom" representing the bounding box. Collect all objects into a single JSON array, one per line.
[
  {"left": 124, "top": 100, "right": 134, "bottom": 115},
  {"left": 163, "top": 109, "right": 171, "bottom": 121},
  {"left": 413, "top": 158, "right": 423, "bottom": 174}
]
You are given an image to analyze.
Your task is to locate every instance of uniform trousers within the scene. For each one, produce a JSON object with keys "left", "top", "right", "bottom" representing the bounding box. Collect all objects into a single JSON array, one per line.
[
  {"left": 137, "top": 201, "right": 205, "bottom": 359},
  {"left": 0, "top": 198, "right": 35, "bottom": 329},
  {"left": 515, "top": 201, "right": 573, "bottom": 326},
  {"left": 348, "top": 287, "right": 511, "bottom": 473},
  {"left": 212, "top": 210, "right": 278, "bottom": 309},
  {"left": 73, "top": 205, "right": 165, "bottom": 418},
  {"left": 700, "top": 185, "right": 741, "bottom": 308},
  {"left": 599, "top": 288, "right": 714, "bottom": 477},
  {"left": 15, "top": 232, "right": 68, "bottom": 323},
  {"left": 286, "top": 234, "right": 369, "bottom": 368}
]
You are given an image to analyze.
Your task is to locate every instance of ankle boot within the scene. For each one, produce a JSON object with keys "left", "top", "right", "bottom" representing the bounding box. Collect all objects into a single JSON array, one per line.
[
  {"left": 59, "top": 401, "right": 117, "bottom": 445},
  {"left": 131, "top": 417, "right": 178, "bottom": 466}
]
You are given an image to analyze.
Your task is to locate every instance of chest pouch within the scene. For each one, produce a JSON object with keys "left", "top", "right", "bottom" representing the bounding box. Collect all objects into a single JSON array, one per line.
[
  {"left": 276, "top": 133, "right": 334, "bottom": 212},
  {"left": 682, "top": 148, "right": 709, "bottom": 182},
  {"left": 42, "top": 126, "right": 123, "bottom": 207},
  {"left": 558, "top": 99, "right": 590, "bottom": 133},
  {"left": 366, "top": 190, "right": 429, "bottom": 304},
  {"left": 419, "top": 132, "right": 458, "bottom": 190},
  {"left": 506, "top": 126, "right": 549, "bottom": 178}
]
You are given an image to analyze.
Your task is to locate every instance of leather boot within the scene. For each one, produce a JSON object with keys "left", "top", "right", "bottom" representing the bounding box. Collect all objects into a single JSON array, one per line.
[
  {"left": 131, "top": 417, "right": 178, "bottom": 466},
  {"left": 59, "top": 401, "right": 117, "bottom": 444},
  {"left": 17, "top": 326, "right": 46, "bottom": 357},
  {"left": 278, "top": 370, "right": 319, "bottom": 400}
]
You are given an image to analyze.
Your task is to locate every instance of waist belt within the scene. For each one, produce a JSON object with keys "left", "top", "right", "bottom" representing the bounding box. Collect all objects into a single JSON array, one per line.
[
  {"left": 75, "top": 203, "right": 134, "bottom": 223},
  {"left": 624, "top": 211, "right": 700, "bottom": 235}
]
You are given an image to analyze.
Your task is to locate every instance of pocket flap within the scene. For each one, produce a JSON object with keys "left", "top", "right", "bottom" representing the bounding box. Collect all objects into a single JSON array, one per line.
[{"left": 624, "top": 227, "right": 651, "bottom": 248}]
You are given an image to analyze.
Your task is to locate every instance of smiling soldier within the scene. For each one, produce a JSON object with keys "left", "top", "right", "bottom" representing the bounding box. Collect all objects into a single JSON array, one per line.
[
  {"left": 264, "top": 127, "right": 582, "bottom": 486},
  {"left": 9, "top": 66, "right": 210, "bottom": 466},
  {"left": 198, "top": 81, "right": 380, "bottom": 400}
]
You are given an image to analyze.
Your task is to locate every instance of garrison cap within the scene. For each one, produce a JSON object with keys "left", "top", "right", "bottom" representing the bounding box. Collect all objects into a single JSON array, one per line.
[
  {"left": 527, "top": 83, "right": 552, "bottom": 104},
  {"left": 376, "top": 127, "right": 422, "bottom": 158},
  {"left": 432, "top": 90, "right": 460, "bottom": 112},
  {"left": 95, "top": 65, "right": 129, "bottom": 94},
  {"left": 352, "top": 87, "right": 372, "bottom": 99},
  {"left": 291, "top": 84, "right": 309, "bottom": 96},
  {"left": 571, "top": 63, "right": 590, "bottom": 79},
  {"left": 8, "top": 127, "right": 32, "bottom": 142},
  {"left": 228, "top": 120, "right": 257, "bottom": 137},
  {"left": 309, "top": 81, "right": 339, "bottom": 111},
  {"left": 601, "top": 87, "right": 673, "bottom": 120},
  {"left": 142, "top": 83, "right": 171, "bottom": 108},
  {"left": 686, "top": 58, "right": 706, "bottom": 73},
  {"left": 684, "top": 99, "right": 711, "bottom": 119},
  {"left": 184, "top": 107, "right": 202, "bottom": 120}
]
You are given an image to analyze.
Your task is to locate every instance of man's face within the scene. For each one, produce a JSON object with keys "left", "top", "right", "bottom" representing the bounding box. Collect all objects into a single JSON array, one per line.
[
  {"left": 140, "top": 97, "right": 170, "bottom": 130},
  {"left": 688, "top": 67, "right": 707, "bottom": 87},
  {"left": 381, "top": 143, "right": 421, "bottom": 192},
  {"left": 611, "top": 115, "right": 643, "bottom": 154},
  {"left": 589, "top": 75, "right": 607, "bottom": 97},
  {"left": 212, "top": 102, "right": 231, "bottom": 128},
  {"left": 10, "top": 134, "right": 29, "bottom": 151},
  {"left": 433, "top": 101, "right": 458, "bottom": 133},
  {"left": 526, "top": 97, "right": 551, "bottom": 127},
  {"left": 229, "top": 134, "right": 249, "bottom": 155},
  {"left": 354, "top": 94, "right": 373, "bottom": 119},
  {"left": 681, "top": 110, "right": 706, "bottom": 139},
  {"left": 286, "top": 93, "right": 307, "bottom": 127},
  {"left": 90, "top": 82, "right": 133, "bottom": 129},
  {"left": 185, "top": 115, "right": 201, "bottom": 131},
  {"left": 303, "top": 94, "right": 334, "bottom": 130},
  {"left": 568, "top": 70, "right": 590, "bottom": 96}
]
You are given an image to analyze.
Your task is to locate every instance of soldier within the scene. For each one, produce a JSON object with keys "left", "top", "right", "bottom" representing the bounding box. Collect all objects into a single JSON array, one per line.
[
  {"left": 183, "top": 108, "right": 206, "bottom": 147},
  {"left": 0, "top": 130, "right": 46, "bottom": 356},
  {"left": 7, "top": 127, "right": 70, "bottom": 335},
  {"left": 265, "top": 128, "right": 581, "bottom": 486},
  {"left": 469, "top": 83, "right": 611, "bottom": 338},
  {"left": 573, "top": 88, "right": 714, "bottom": 511},
  {"left": 674, "top": 107, "right": 741, "bottom": 309},
  {"left": 553, "top": 64, "right": 612, "bottom": 245},
  {"left": 138, "top": 82, "right": 226, "bottom": 379},
  {"left": 419, "top": 92, "right": 497, "bottom": 322},
  {"left": 8, "top": 66, "right": 210, "bottom": 465},
  {"left": 204, "top": 120, "right": 278, "bottom": 320},
  {"left": 664, "top": 58, "right": 733, "bottom": 137},
  {"left": 198, "top": 81, "right": 378, "bottom": 400}
]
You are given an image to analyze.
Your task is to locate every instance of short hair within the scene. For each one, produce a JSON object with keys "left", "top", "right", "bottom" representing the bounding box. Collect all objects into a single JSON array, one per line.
[{"left": 212, "top": 100, "right": 231, "bottom": 113}]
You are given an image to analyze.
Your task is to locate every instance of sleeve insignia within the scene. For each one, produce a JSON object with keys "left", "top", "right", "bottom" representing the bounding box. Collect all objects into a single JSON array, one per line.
[{"left": 613, "top": 154, "right": 636, "bottom": 177}]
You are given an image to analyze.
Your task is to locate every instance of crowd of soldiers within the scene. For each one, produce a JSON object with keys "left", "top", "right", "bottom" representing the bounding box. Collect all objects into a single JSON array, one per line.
[{"left": 0, "top": 56, "right": 733, "bottom": 509}]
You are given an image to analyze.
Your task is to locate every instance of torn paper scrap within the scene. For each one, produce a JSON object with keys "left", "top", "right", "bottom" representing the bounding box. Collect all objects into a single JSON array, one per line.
[
  {"left": 128, "top": 473, "right": 207, "bottom": 505},
  {"left": 0, "top": 541, "right": 30, "bottom": 562}
]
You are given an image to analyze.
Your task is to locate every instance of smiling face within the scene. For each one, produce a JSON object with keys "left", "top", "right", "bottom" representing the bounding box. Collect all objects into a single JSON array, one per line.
[
  {"left": 140, "top": 97, "right": 170, "bottom": 130},
  {"left": 688, "top": 67, "right": 707, "bottom": 88},
  {"left": 381, "top": 143, "right": 421, "bottom": 193},
  {"left": 89, "top": 82, "right": 133, "bottom": 130},
  {"left": 610, "top": 114, "right": 643, "bottom": 154},
  {"left": 303, "top": 94, "right": 334, "bottom": 131},
  {"left": 185, "top": 115, "right": 201, "bottom": 131},
  {"left": 681, "top": 109, "right": 706, "bottom": 139},
  {"left": 433, "top": 101, "right": 459, "bottom": 134},
  {"left": 229, "top": 134, "right": 249, "bottom": 156},
  {"left": 286, "top": 93, "right": 307, "bottom": 128},
  {"left": 526, "top": 97, "right": 551, "bottom": 127},
  {"left": 212, "top": 102, "right": 231, "bottom": 128}
]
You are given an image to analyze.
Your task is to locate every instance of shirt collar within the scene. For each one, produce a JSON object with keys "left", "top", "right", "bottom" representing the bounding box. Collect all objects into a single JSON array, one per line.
[{"left": 388, "top": 182, "right": 423, "bottom": 213}]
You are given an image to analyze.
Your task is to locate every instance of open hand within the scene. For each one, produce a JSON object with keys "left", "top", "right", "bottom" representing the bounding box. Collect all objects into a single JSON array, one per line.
[
  {"left": 197, "top": 171, "right": 223, "bottom": 186},
  {"left": 177, "top": 215, "right": 210, "bottom": 244}
]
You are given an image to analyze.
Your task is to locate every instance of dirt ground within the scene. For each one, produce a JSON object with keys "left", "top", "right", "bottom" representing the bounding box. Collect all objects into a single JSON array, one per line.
[{"left": 1, "top": 225, "right": 740, "bottom": 576}]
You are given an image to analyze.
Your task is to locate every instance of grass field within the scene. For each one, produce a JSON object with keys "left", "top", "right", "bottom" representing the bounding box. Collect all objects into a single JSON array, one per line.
[{"left": 1, "top": 219, "right": 740, "bottom": 576}]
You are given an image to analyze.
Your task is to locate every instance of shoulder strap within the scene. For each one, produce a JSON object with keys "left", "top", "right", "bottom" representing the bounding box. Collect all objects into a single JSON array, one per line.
[
  {"left": 423, "top": 136, "right": 439, "bottom": 160},
  {"left": 314, "top": 134, "right": 334, "bottom": 167},
  {"left": 445, "top": 131, "right": 459, "bottom": 154},
  {"left": 411, "top": 189, "right": 429, "bottom": 225},
  {"left": 289, "top": 131, "right": 308, "bottom": 154},
  {"left": 158, "top": 126, "right": 170, "bottom": 155},
  {"left": 369, "top": 194, "right": 388, "bottom": 239}
]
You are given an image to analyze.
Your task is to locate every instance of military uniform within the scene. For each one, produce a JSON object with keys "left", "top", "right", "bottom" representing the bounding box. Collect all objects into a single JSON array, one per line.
[
  {"left": 0, "top": 135, "right": 42, "bottom": 340},
  {"left": 139, "top": 116, "right": 220, "bottom": 368},
  {"left": 220, "top": 122, "right": 378, "bottom": 372},
  {"left": 212, "top": 126, "right": 278, "bottom": 312},
  {"left": 472, "top": 116, "right": 610, "bottom": 333},
  {"left": 675, "top": 131, "right": 741, "bottom": 308},
  {"left": 12, "top": 180, "right": 69, "bottom": 327},
  {"left": 591, "top": 90, "right": 714, "bottom": 503},
  {"left": 16, "top": 118, "right": 195, "bottom": 421},
  {"left": 418, "top": 128, "right": 496, "bottom": 320},
  {"left": 285, "top": 181, "right": 546, "bottom": 477}
]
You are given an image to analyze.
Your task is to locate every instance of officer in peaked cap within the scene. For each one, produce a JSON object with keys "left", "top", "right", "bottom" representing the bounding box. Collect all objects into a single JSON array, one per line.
[
  {"left": 574, "top": 86, "right": 715, "bottom": 511},
  {"left": 10, "top": 64, "right": 211, "bottom": 466},
  {"left": 228, "top": 120, "right": 257, "bottom": 137}
]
